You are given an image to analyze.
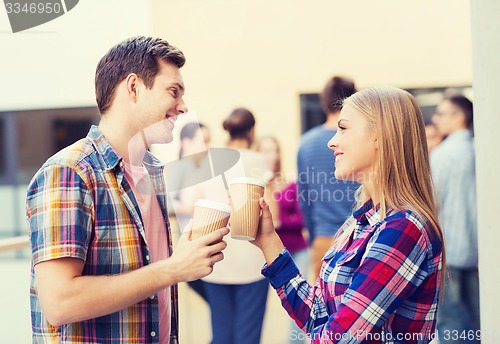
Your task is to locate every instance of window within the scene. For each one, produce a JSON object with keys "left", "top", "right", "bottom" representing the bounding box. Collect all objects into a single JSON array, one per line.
[
  {"left": 15, "top": 107, "right": 99, "bottom": 183},
  {"left": 300, "top": 93, "right": 325, "bottom": 134},
  {"left": 406, "top": 86, "right": 473, "bottom": 124},
  {"left": 0, "top": 107, "right": 99, "bottom": 238},
  {"left": 299, "top": 86, "right": 473, "bottom": 132}
]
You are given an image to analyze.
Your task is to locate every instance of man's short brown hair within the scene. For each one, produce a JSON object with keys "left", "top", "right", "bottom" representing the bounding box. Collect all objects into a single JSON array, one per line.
[
  {"left": 320, "top": 76, "right": 356, "bottom": 114},
  {"left": 95, "top": 36, "right": 185, "bottom": 114}
]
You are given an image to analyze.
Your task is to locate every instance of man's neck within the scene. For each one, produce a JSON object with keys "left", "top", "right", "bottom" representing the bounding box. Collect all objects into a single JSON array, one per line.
[
  {"left": 323, "top": 111, "right": 340, "bottom": 130},
  {"left": 98, "top": 112, "right": 148, "bottom": 166},
  {"left": 447, "top": 127, "right": 470, "bottom": 138}
]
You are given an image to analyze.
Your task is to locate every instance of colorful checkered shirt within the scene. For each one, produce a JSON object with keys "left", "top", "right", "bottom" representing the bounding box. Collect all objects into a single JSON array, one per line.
[
  {"left": 262, "top": 200, "right": 443, "bottom": 343},
  {"left": 27, "top": 125, "right": 178, "bottom": 344}
]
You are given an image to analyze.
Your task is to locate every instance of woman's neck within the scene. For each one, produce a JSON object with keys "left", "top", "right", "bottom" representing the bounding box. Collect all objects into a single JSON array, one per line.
[{"left": 362, "top": 178, "right": 381, "bottom": 206}]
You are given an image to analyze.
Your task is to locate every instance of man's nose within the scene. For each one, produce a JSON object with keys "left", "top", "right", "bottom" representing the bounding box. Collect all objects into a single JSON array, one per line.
[{"left": 177, "top": 100, "right": 188, "bottom": 115}]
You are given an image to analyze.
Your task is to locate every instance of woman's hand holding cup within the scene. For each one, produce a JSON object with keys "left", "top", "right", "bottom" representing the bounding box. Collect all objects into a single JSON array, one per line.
[{"left": 251, "top": 197, "right": 284, "bottom": 265}]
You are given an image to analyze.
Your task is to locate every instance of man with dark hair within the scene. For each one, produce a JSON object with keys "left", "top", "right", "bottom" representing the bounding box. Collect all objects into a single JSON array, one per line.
[
  {"left": 297, "top": 76, "right": 359, "bottom": 281},
  {"left": 431, "top": 94, "right": 480, "bottom": 344},
  {"left": 27, "top": 36, "right": 228, "bottom": 343}
]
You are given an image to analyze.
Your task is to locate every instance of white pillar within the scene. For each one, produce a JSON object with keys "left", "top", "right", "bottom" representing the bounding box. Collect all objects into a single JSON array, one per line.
[{"left": 470, "top": 1, "right": 500, "bottom": 342}]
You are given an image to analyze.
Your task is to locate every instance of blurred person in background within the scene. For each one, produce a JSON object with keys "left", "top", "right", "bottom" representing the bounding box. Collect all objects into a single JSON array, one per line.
[
  {"left": 431, "top": 94, "right": 480, "bottom": 344},
  {"left": 166, "top": 122, "right": 211, "bottom": 302},
  {"left": 168, "top": 122, "right": 211, "bottom": 231},
  {"left": 257, "top": 136, "right": 309, "bottom": 344},
  {"left": 26, "top": 36, "right": 228, "bottom": 344},
  {"left": 253, "top": 87, "right": 444, "bottom": 343},
  {"left": 202, "top": 108, "right": 271, "bottom": 344},
  {"left": 425, "top": 122, "right": 443, "bottom": 152},
  {"left": 297, "top": 76, "right": 359, "bottom": 281}
]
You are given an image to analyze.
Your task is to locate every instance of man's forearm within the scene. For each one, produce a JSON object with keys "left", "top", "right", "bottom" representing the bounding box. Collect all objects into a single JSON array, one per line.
[
  {"left": 36, "top": 227, "right": 228, "bottom": 327},
  {"left": 36, "top": 258, "right": 179, "bottom": 326}
]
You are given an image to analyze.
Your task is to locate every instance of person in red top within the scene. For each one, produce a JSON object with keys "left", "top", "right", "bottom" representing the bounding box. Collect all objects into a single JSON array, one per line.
[
  {"left": 257, "top": 136, "right": 308, "bottom": 256},
  {"left": 257, "top": 136, "right": 309, "bottom": 344}
]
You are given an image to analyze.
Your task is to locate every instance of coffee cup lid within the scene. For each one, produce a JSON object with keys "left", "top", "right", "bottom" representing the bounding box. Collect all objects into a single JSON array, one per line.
[
  {"left": 194, "top": 199, "right": 232, "bottom": 213},
  {"left": 229, "top": 177, "right": 265, "bottom": 188}
]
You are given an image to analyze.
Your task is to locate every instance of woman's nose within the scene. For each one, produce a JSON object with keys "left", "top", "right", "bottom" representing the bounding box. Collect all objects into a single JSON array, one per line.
[{"left": 327, "top": 132, "right": 339, "bottom": 151}]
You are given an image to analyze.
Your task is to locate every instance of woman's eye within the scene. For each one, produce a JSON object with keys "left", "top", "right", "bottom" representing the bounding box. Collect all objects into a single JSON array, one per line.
[{"left": 338, "top": 126, "right": 346, "bottom": 131}]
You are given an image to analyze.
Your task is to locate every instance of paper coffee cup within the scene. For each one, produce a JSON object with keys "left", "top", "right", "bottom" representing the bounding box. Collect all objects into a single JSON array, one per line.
[
  {"left": 191, "top": 199, "right": 232, "bottom": 240},
  {"left": 228, "top": 177, "right": 265, "bottom": 240}
]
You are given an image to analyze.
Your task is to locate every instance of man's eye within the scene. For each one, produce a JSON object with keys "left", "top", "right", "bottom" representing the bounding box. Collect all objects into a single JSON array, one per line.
[{"left": 170, "top": 88, "right": 178, "bottom": 98}]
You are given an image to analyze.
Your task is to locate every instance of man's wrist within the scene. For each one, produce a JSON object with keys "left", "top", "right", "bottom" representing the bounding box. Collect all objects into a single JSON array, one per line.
[{"left": 151, "top": 258, "right": 180, "bottom": 288}]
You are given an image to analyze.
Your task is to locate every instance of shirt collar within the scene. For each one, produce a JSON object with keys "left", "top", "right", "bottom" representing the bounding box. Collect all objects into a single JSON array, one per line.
[
  {"left": 87, "top": 125, "right": 121, "bottom": 170},
  {"left": 87, "top": 125, "right": 165, "bottom": 172},
  {"left": 353, "top": 198, "right": 382, "bottom": 227}
]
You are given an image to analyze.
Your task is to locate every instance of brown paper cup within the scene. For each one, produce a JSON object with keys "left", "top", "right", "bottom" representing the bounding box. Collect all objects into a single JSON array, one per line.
[
  {"left": 228, "top": 177, "right": 265, "bottom": 240},
  {"left": 191, "top": 199, "right": 232, "bottom": 240}
]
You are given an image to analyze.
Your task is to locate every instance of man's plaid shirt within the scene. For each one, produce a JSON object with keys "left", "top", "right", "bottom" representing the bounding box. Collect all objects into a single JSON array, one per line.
[{"left": 27, "top": 126, "right": 178, "bottom": 343}]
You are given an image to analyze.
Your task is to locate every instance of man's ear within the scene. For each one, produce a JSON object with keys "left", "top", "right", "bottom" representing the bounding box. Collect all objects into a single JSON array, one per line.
[{"left": 125, "top": 73, "right": 139, "bottom": 100}]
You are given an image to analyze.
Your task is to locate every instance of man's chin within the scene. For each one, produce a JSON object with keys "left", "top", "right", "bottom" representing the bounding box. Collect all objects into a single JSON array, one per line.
[
  {"left": 147, "top": 135, "right": 173, "bottom": 146},
  {"left": 160, "top": 133, "right": 174, "bottom": 144}
]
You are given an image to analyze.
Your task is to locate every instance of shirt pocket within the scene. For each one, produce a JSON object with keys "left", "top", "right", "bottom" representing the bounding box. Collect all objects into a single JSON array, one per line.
[
  {"left": 324, "top": 250, "right": 361, "bottom": 309},
  {"left": 333, "top": 249, "right": 360, "bottom": 266},
  {"left": 322, "top": 246, "right": 337, "bottom": 260}
]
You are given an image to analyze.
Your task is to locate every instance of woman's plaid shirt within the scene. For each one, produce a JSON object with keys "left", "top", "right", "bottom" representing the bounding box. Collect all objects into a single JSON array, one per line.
[{"left": 263, "top": 200, "right": 443, "bottom": 344}]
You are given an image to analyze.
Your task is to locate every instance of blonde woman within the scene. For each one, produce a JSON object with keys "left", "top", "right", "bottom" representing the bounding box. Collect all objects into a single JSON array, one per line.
[{"left": 253, "top": 87, "right": 444, "bottom": 343}]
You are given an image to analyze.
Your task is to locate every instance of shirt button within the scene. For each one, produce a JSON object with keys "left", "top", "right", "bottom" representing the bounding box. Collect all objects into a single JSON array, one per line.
[
  {"left": 149, "top": 295, "right": 155, "bottom": 300},
  {"left": 150, "top": 331, "right": 156, "bottom": 337},
  {"left": 146, "top": 255, "right": 151, "bottom": 261}
]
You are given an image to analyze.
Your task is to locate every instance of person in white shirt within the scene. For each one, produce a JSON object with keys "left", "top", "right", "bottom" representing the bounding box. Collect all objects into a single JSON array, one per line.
[
  {"left": 203, "top": 108, "right": 271, "bottom": 344},
  {"left": 431, "top": 94, "right": 480, "bottom": 344}
]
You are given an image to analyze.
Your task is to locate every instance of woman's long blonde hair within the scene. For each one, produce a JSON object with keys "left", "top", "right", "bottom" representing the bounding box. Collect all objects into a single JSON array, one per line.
[{"left": 333, "top": 87, "right": 445, "bottom": 266}]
